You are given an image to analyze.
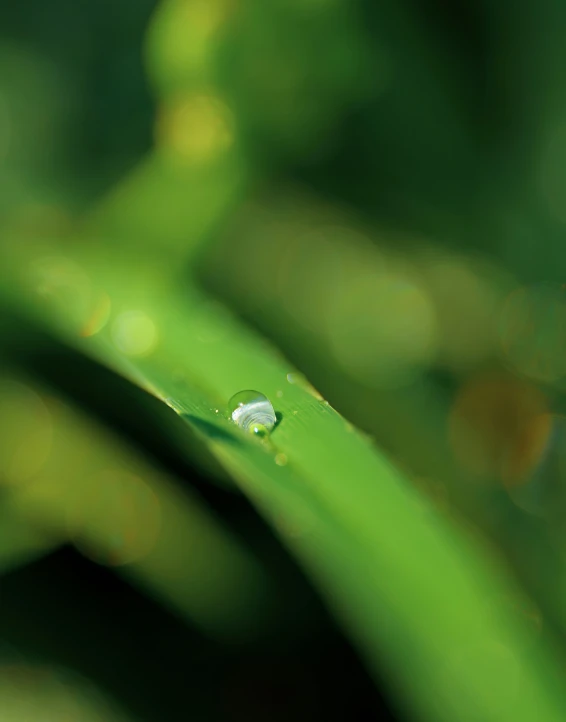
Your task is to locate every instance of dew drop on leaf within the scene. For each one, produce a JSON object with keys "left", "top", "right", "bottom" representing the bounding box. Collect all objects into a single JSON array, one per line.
[{"left": 228, "top": 390, "right": 276, "bottom": 436}]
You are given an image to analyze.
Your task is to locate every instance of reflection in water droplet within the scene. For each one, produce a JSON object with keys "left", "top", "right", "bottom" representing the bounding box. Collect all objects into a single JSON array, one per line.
[
  {"left": 112, "top": 310, "right": 158, "bottom": 357},
  {"left": 228, "top": 391, "right": 276, "bottom": 436}
]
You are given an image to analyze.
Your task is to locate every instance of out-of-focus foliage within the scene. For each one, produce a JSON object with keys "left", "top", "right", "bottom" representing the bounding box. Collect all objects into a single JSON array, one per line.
[
  {"left": 4, "top": 1, "right": 566, "bottom": 721},
  {"left": 0, "top": 372, "right": 270, "bottom": 640},
  {"left": 0, "top": 662, "right": 132, "bottom": 722}
]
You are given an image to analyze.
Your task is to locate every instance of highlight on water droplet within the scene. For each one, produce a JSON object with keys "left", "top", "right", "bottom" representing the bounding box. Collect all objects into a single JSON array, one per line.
[{"left": 228, "top": 390, "right": 276, "bottom": 436}]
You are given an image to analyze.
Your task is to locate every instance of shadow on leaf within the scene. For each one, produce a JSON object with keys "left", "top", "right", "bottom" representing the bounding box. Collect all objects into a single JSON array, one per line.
[{"left": 181, "top": 414, "right": 241, "bottom": 444}]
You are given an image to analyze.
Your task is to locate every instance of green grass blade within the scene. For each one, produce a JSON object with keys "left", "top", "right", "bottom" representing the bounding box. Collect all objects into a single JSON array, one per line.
[{"left": 2, "top": 242, "right": 566, "bottom": 721}]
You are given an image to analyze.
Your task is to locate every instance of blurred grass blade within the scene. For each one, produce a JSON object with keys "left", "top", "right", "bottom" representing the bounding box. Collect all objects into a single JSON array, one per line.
[
  {"left": 0, "top": 503, "right": 60, "bottom": 575},
  {"left": 0, "top": 370, "right": 271, "bottom": 642}
]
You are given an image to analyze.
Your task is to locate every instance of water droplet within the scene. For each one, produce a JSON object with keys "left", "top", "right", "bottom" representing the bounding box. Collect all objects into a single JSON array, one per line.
[
  {"left": 228, "top": 390, "right": 276, "bottom": 436},
  {"left": 275, "top": 453, "right": 288, "bottom": 466},
  {"left": 276, "top": 390, "right": 283, "bottom": 398}
]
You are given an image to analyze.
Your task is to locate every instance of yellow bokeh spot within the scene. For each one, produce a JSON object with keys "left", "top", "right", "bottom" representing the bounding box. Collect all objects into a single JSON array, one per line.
[
  {"left": 177, "top": 0, "right": 230, "bottom": 42},
  {"left": 112, "top": 310, "right": 158, "bottom": 357},
  {"left": 449, "top": 371, "right": 550, "bottom": 486},
  {"left": 27, "top": 255, "right": 113, "bottom": 340},
  {"left": 155, "top": 93, "right": 234, "bottom": 165}
]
